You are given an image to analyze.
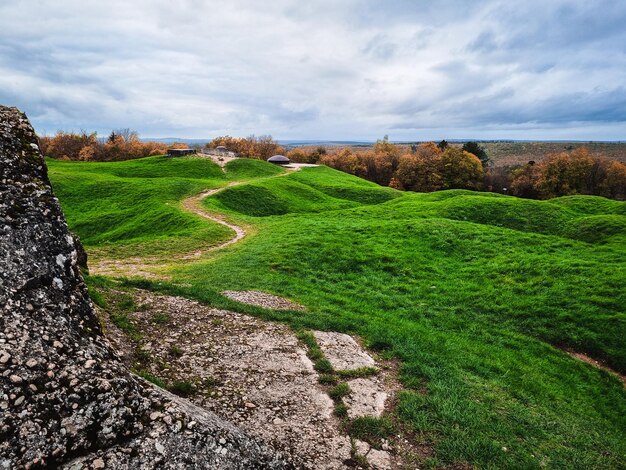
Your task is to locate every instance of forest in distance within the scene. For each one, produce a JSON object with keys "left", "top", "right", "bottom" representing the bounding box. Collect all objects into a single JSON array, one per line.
[{"left": 40, "top": 130, "right": 626, "bottom": 201}]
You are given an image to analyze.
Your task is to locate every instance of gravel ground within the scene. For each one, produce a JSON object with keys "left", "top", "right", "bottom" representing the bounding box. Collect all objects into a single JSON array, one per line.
[
  {"left": 101, "top": 290, "right": 406, "bottom": 468},
  {"left": 222, "top": 290, "right": 307, "bottom": 311}
]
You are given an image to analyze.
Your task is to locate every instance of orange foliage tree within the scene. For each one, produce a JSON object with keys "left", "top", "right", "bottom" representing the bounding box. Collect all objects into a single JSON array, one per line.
[
  {"left": 39, "top": 130, "right": 168, "bottom": 161},
  {"left": 208, "top": 135, "right": 284, "bottom": 160},
  {"left": 286, "top": 146, "right": 327, "bottom": 164},
  {"left": 438, "top": 147, "right": 484, "bottom": 190},
  {"left": 510, "top": 148, "right": 626, "bottom": 199}
]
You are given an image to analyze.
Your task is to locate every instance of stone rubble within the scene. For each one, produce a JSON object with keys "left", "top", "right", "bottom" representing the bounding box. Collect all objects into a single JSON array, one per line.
[
  {"left": 222, "top": 290, "right": 307, "bottom": 311},
  {"left": 108, "top": 291, "right": 353, "bottom": 469},
  {"left": 314, "top": 332, "right": 377, "bottom": 370},
  {"left": 344, "top": 378, "right": 388, "bottom": 419},
  {"left": 102, "top": 289, "right": 402, "bottom": 469},
  {"left": 0, "top": 105, "right": 290, "bottom": 469}
]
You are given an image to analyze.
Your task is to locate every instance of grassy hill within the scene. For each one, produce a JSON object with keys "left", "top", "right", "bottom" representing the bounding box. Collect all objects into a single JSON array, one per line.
[{"left": 48, "top": 156, "right": 626, "bottom": 469}]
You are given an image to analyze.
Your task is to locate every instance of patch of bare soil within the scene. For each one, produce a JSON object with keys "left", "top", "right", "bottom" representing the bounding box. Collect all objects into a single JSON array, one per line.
[
  {"left": 566, "top": 350, "right": 626, "bottom": 387},
  {"left": 314, "top": 332, "right": 377, "bottom": 370},
  {"left": 197, "top": 152, "right": 239, "bottom": 168},
  {"left": 90, "top": 256, "right": 172, "bottom": 280},
  {"left": 180, "top": 184, "right": 246, "bottom": 251},
  {"left": 222, "top": 290, "right": 307, "bottom": 311},
  {"left": 283, "top": 163, "right": 320, "bottom": 169},
  {"left": 97, "top": 289, "right": 430, "bottom": 469}
]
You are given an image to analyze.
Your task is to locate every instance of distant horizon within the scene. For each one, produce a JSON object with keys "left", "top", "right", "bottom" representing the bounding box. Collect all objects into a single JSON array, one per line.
[{"left": 140, "top": 137, "right": 626, "bottom": 145}]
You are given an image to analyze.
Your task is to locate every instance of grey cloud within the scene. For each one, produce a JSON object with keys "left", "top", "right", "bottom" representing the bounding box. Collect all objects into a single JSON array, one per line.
[
  {"left": 0, "top": 0, "right": 624, "bottom": 140},
  {"left": 363, "top": 35, "right": 398, "bottom": 61},
  {"left": 393, "top": 86, "right": 626, "bottom": 130}
]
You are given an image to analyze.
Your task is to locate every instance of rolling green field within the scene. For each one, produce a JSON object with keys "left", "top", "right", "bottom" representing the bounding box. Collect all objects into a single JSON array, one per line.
[{"left": 47, "top": 156, "right": 626, "bottom": 469}]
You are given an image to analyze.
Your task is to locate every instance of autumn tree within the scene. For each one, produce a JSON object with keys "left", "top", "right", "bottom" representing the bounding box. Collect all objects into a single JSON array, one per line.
[
  {"left": 462, "top": 141, "right": 490, "bottom": 167},
  {"left": 438, "top": 147, "right": 484, "bottom": 190},
  {"left": 40, "top": 129, "right": 166, "bottom": 161},
  {"left": 508, "top": 148, "right": 626, "bottom": 199},
  {"left": 42, "top": 131, "right": 100, "bottom": 160},
  {"left": 601, "top": 160, "right": 626, "bottom": 198},
  {"left": 535, "top": 148, "right": 594, "bottom": 197},
  {"left": 394, "top": 143, "right": 443, "bottom": 191},
  {"left": 320, "top": 148, "right": 365, "bottom": 175},
  {"left": 209, "top": 135, "right": 284, "bottom": 160},
  {"left": 394, "top": 153, "right": 431, "bottom": 191},
  {"left": 509, "top": 163, "right": 541, "bottom": 199}
]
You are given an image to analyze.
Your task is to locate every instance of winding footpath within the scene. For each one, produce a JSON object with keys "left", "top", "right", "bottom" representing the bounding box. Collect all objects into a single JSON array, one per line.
[
  {"left": 91, "top": 167, "right": 300, "bottom": 278},
  {"left": 90, "top": 182, "right": 247, "bottom": 278},
  {"left": 179, "top": 182, "right": 246, "bottom": 251}
]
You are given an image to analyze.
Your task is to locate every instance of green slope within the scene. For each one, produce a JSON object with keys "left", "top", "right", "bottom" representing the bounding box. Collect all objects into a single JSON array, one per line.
[
  {"left": 46, "top": 156, "right": 290, "bottom": 256},
  {"left": 48, "top": 157, "right": 626, "bottom": 469}
]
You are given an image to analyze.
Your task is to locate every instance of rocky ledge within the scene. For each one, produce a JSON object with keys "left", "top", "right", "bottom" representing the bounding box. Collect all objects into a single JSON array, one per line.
[{"left": 0, "top": 105, "right": 290, "bottom": 469}]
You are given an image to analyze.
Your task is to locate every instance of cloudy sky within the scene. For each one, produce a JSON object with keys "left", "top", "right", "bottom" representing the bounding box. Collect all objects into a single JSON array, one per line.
[{"left": 1, "top": 0, "right": 625, "bottom": 140}]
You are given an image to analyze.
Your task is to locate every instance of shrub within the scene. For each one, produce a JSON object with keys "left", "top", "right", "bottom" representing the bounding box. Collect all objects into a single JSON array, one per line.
[
  {"left": 207, "top": 135, "right": 284, "bottom": 160},
  {"left": 318, "top": 374, "right": 338, "bottom": 385},
  {"left": 40, "top": 129, "right": 169, "bottom": 161},
  {"left": 110, "top": 311, "right": 141, "bottom": 341},
  {"left": 134, "top": 370, "right": 166, "bottom": 388},
  {"left": 168, "top": 344, "right": 183, "bottom": 358},
  {"left": 334, "top": 402, "right": 349, "bottom": 418},
  {"left": 151, "top": 312, "right": 170, "bottom": 324}
]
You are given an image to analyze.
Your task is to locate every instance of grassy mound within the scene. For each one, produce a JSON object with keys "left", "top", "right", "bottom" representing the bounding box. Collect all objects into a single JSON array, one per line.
[
  {"left": 62, "top": 155, "right": 227, "bottom": 180},
  {"left": 549, "top": 195, "right": 626, "bottom": 215},
  {"left": 214, "top": 178, "right": 360, "bottom": 216},
  {"left": 224, "top": 158, "right": 285, "bottom": 179},
  {"left": 184, "top": 184, "right": 626, "bottom": 469},
  {"left": 49, "top": 157, "right": 626, "bottom": 469},
  {"left": 288, "top": 166, "right": 401, "bottom": 204},
  {"left": 212, "top": 166, "right": 401, "bottom": 217},
  {"left": 47, "top": 156, "right": 232, "bottom": 256}
]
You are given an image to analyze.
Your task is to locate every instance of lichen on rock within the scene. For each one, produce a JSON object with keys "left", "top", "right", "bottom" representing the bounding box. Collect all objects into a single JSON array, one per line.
[{"left": 0, "top": 105, "right": 291, "bottom": 469}]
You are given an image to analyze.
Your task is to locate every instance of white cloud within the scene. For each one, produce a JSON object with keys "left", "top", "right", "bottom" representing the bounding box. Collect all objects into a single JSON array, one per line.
[{"left": 0, "top": 0, "right": 625, "bottom": 140}]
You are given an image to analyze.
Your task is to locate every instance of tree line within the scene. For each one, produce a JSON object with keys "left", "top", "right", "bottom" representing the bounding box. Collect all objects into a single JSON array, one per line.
[
  {"left": 39, "top": 129, "right": 171, "bottom": 161},
  {"left": 40, "top": 130, "right": 626, "bottom": 199},
  {"left": 287, "top": 138, "right": 626, "bottom": 200},
  {"left": 40, "top": 131, "right": 287, "bottom": 163}
]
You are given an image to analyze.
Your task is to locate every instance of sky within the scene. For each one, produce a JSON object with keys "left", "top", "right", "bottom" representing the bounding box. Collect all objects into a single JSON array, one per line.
[{"left": 1, "top": 0, "right": 625, "bottom": 141}]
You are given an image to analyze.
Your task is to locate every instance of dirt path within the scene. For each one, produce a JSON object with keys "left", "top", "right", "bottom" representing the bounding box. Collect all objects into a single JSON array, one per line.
[
  {"left": 180, "top": 182, "right": 246, "bottom": 251},
  {"left": 90, "top": 182, "right": 245, "bottom": 278},
  {"left": 566, "top": 350, "right": 626, "bottom": 387},
  {"left": 91, "top": 167, "right": 304, "bottom": 278}
]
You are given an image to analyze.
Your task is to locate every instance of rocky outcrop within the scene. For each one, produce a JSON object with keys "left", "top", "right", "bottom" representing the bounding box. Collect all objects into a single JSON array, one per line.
[{"left": 0, "top": 106, "right": 290, "bottom": 469}]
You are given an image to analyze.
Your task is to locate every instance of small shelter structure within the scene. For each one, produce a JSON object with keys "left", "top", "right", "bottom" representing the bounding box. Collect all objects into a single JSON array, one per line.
[
  {"left": 216, "top": 145, "right": 228, "bottom": 155},
  {"left": 267, "top": 154, "right": 290, "bottom": 165},
  {"left": 168, "top": 148, "right": 195, "bottom": 157}
]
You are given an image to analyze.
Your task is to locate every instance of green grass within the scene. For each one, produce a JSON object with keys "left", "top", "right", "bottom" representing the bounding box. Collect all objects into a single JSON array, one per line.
[
  {"left": 347, "top": 416, "right": 396, "bottom": 448},
  {"left": 133, "top": 369, "right": 167, "bottom": 389},
  {"left": 169, "top": 380, "right": 194, "bottom": 397},
  {"left": 328, "top": 382, "right": 352, "bottom": 400},
  {"left": 49, "top": 156, "right": 626, "bottom": 469},
  {"left": 224, "top": 158, "right": 285, "bottom": 179},
  {"left": 209, "top": 165, "right": 401, "bottom": 217},
  {"left": 151, "top": 312, "right": 170, "bottom": 324},
  {"left": 47, "top": 156, "right": 241, "bottom": 257}
]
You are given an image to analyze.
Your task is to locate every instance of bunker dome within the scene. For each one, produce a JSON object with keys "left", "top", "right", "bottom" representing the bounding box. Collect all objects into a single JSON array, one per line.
[{"left": 267, "top": 155, "right": 290, "bottom": 165}]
